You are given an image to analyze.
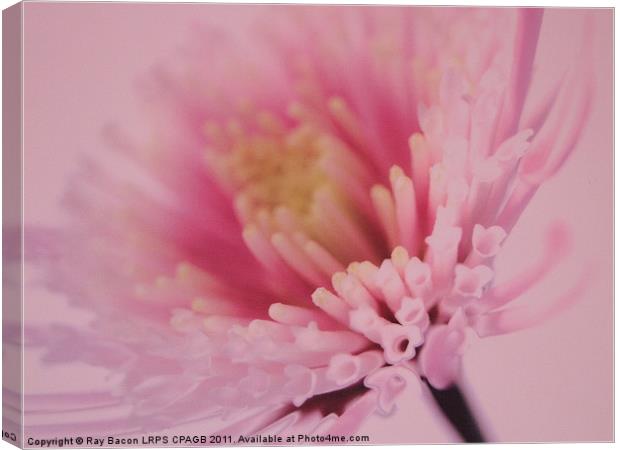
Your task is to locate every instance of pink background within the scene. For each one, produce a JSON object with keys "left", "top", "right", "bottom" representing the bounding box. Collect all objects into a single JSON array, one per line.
[{"left": 21, "top": 4, "right": 613, "bottom": 443}]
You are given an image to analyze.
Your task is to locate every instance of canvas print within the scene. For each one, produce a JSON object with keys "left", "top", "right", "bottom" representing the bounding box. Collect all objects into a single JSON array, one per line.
[{"left": 2, "top": 2, "right": 613, "bottom": 447}]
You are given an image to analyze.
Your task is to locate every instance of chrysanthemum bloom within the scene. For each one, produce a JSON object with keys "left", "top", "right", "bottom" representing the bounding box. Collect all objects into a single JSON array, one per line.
[{"left": 22, "top": 6, "right": 594, "bottom": 442}]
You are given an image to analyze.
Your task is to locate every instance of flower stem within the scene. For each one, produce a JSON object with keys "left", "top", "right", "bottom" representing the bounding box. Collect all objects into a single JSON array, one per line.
[{"left": 425, "top": 381, "right": 486, "bottom": 443}]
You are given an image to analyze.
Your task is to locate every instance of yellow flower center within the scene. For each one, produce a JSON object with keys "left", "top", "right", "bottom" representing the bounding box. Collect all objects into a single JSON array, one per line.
[
  {"left": 203, "top": 105, "right": 382, "bottom": 266},
  {"left": 226, "top": 127, "right": 329, "bottom": 216}
]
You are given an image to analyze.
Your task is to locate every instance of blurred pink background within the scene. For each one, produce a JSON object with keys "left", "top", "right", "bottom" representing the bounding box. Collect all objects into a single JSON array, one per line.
[{"left": 21, "top": 4, "right": 612, "bottom": 442}]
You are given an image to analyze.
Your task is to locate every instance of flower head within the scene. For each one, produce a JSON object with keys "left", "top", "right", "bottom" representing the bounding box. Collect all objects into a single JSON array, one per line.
[{"left": 25, "top": 6, "right": 593, "bottom": 440}]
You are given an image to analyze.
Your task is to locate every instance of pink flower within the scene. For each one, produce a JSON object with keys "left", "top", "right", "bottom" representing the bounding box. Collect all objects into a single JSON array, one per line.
[{"left": 25, "top": 6, "right": 593, "bottom": 442}]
